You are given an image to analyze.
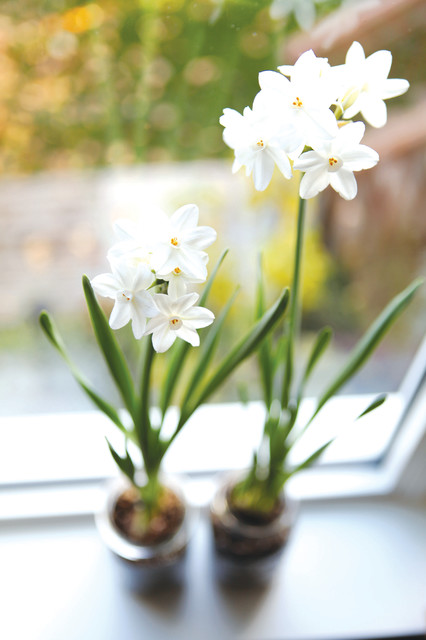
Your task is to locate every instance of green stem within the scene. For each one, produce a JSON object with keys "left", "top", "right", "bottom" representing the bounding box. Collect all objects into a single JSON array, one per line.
[
  {"left": 281, "top": 193, "right": 307, "bottom": 408},
  {"left": 137, "top": 338, "right": 156, "bottom": 474}
]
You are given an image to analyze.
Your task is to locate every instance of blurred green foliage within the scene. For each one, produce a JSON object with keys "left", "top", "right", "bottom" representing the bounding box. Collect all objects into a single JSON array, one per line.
[{"left": 0, "top": 0, "right": 343, "bottom": 173}]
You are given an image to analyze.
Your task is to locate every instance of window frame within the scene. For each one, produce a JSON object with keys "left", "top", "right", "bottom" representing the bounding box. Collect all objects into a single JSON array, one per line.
[{"left": 0, "top": 336, "right": 425, "bottom": 522}]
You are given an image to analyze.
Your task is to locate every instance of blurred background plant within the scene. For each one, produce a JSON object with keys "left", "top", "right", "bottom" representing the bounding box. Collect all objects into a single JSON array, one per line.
[{"left": 0, "top": 0, "right": 425, "bottom": 415}]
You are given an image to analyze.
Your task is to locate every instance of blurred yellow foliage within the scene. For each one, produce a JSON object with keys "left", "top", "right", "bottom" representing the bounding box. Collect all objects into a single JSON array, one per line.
[{"left": 62, "top": 4, "right": 104, "bottom": 34}]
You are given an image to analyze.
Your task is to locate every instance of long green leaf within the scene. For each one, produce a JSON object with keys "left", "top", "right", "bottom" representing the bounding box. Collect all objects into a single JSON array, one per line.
[
  {"left": 311, "top": 278, "right": 423, "bottom": 422},
  {"left": 289, "top": 439, "right": 334, "bottom": 476},
  {"left": 357, "top": 393, "right": 387, "bottom": 419},
  {"left": 159, "top": 249, "right": 229, "bottom": 417},
  {"left": 106, "top": 438, "right": 135, "bottom": 483},
  {"left": 199, "top": 249, "right": 229, "bottom": 306},
  {"left": 297, "top": 326, "right": 332, "bottom": 404},
  {"left": 281, "top": 195, "right": 307, "bottom": 408},
  {"left": 180, "top": 287, "right": 239, "bottom": 409},
  {"left": 136, "top": 337, "right": 155, "bottom": 465},
  {"left": 82, "top": 275, "right": 138, "bottom": 420},
  {"left": 160, "top": 342, "right": 190, "bottom": 419},
  {"left": 176, "top": 287, "right": 290, "bottom": 430},
  {"left": 39, "top": 311, "right": 130, "bottom": 437},
  {"left": 256, "top": 255, "right": 273, "bottom": 409}
]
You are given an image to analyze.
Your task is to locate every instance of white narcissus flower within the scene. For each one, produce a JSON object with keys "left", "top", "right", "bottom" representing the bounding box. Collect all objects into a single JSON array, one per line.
[
  {"left": 220, "top": 90, "right": 302, "bottom": 191},
  {"left": 91, "top": 260, "right": 157, "bottom": 339},
  {"left": 153, "top": 204, "right": 216, "bottom": 281},
  {"left": 107, "top": 212, "right": 165, "bottom": 270},
  {"left": 293, "top": 121, "right": 379, "bottom": 201},
  {"left": 145, "top": 292, "right": 215, "bottom": 353},
  {"left": 258, "top": 50, "right": 339, "bottom": 149},
  {"left": 159, "top": 264, "right": 207, "bottom": 299},
  {"left": 269, "top": 0, "right": 327, "bottom": 32},
  {"left": 337, "top": 41, "right": 409, "bottom": 128}
]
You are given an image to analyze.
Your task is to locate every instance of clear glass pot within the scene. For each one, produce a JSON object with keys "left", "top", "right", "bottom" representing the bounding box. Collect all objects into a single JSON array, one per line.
[
  {"left": 209, "top": 471, "right": 298, "bottom": 585},
  {"left": 95, "top": 474, "right": 195, "bottom": 592}
]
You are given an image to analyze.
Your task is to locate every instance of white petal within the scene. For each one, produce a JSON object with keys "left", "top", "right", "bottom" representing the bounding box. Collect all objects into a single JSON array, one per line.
[
  {"left": 274, "top": 123, "right": 305, "bottom": 153},
  {"left": 176, "top": 325, "right": 200, "bottom": 347},
  {"left": 145, "top": 315, "right": 168, "bottom": 334},
  {"left": 366, "top": 49, "right": 392, "bottom": 81},
  {"left": 220, "top": 107, "right": 244, "bottom": 130},
  {"left": 113, "top": 218, "right": 137, "bottom": 242},
  {"left": 360, "top": 95, "right": 387, "bottom": 128},
  {"left": 183, "top": 306, "right": 215, "bottom": 329},
  {"left": 232, "top": 157, "right": 243, "bottom": 173},
  {"left": 152, "top": 293, "right": 172, "bottom": 316},
  {"left": 184, "top": 226, "right": 217, "bottom": 250},
  {"left": 171, "top": 204, "right": 199, "bottom": 232},
  {"left": 91, "top": 273, "right": 119, "bottom": 299},
  {"left": 304, "top": 105, "right": 339, "bottom": 140},
  {"left": 343, "top": 96, "right": 363, "bottom": 121},
  {"left": 329, "top": 169, "right": 357, "bottom": 200},
  {"left": 346, "top": 41, "right": 365, "bottom": 66},
  {"left": 294, "top": 0, "right": 316, "bottom": 31},
  {"left": 133, "top": 291, "right": 158, "bottom": 317},
  {"left": 341, "top": 145, "right": 379, "bottom": 171},
  {"left": 380, "top": 78, "right": 409, "bottom": 100},
  {"left": 110, "top": 258, "right": 132, "bottom": 289},
  {"left": 152, "top": 324, "right": 176, "bottom": 353},
  {"left": 267, "top": 147, "right": 292, "bottom": 180},
  {"left": 167, "top": 277, "right": 187, "bottom": 299},
  {"left": 252, "top": 152, "right": 275, "bottom": 191},
  {"left": 258, "top": 70, "right": 290, "bottom": 93},
  {"left": 130, "top": 305, "right": 147, "bottom": 339},
  {"left": 299, "top": 167, "right": 330, "bottom": 199},
  {"left": 173, "top": 247, "right": 208, "bottom": 280},
  {"left": 269, "top": 0, "right": 295, "bottom": 20},
  {"left": 173, "top": 291, "right": 200, "bottom": 314},
  {"left": 335, "top": 121, "right": 365, "bottom": 148},
  {"left": 132, "top": 263, "right": 155, "bottom": 292},
  {"left": 234, "top": 146, "right": 256, "bottom": 171},
  {"left": 109, "top": 301, "right": 131, "bottom": 330},
  {"left": 277, "top": 64, "right": 293, "bottom": 77},
  {"left": 293, "top": 150, "right": 324, "bottom": 172}
]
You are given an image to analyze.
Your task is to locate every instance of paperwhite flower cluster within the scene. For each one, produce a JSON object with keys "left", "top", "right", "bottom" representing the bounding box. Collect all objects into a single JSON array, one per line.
[
  {"left": 91, "top": 205, "right": 216, "bottom": 352},
  {"left": 220, "top": 42, "right": 409, "bottom": 200}
]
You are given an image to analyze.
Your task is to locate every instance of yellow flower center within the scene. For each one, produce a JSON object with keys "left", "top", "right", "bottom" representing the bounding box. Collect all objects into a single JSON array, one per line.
[
  {"left": 256, "top": 139, "right": 264, "bottom": 147},
  {"left": 327, "top": 155, "right": 342, "bottom": 172},
  {"left": 170, "top": 237, "right": 179, "bottom": 246},
  {"left": 173, "top": 267, "right": 181, "bottom": 275},
  {"left": 169, "top": 316, "right": 182, "bottom": 330},
  {"left": 292, "top": 96, "right": 303, "bottom": 108}
]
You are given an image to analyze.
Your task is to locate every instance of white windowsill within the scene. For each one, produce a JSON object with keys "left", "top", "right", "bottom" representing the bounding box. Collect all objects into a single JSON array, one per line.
[
  {"left": 0, "top": 392, "right": 418, "bottom": 521},
  {"left": 1, "top": 396, "right": 425, "bottom": 640}
]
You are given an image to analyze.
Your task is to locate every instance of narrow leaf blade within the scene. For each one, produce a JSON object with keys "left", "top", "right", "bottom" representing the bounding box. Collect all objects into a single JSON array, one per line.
[
  {"left": 180, "top": 287, "right": 239, "bottom": 408},
  {"left": 82, "top": 275, "right": 137, "bottom": 419},
  {"left": 159, "top": 249, "right": 229, "bottom": 417},
  {"left": 182, "top": 287, "right": 290, "bottom": 421},
  {"left": 357, "top": 393, "right": 387, "bottom": 420},
  {"left": 39, "top": 311, "right": 129, "bottom": 435},
  {"left": 106, "top": 438, "right": 135, "bottom": 483},
  {"left": 290, "top": 439, "right": 334, "bottom": 476},
  {"left": 312, "top": 278, "right": 423, "bottom": 421},
  {"left": 256, "top": 255, "right": 273, "bottom": 408},
  {"left": 297, "top": 327, "right": 332, "bottom": 402}
]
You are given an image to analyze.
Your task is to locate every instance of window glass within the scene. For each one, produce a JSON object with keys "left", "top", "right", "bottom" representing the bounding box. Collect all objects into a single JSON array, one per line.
[{"left": 0, "top": 0, "right": 424, "bottom": 422}]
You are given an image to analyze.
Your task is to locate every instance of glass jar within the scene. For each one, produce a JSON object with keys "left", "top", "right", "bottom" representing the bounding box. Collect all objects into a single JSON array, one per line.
[
  {"left": 209, "top": 471, "right": 298, "bottom": 585},
  {"left": 95, "top": 474, "right": 195, "bottom": 592}
]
